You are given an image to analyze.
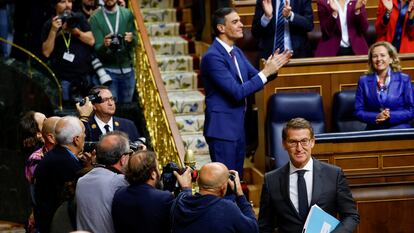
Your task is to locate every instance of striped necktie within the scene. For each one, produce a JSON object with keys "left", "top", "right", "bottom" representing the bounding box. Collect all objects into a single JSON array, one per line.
[{"left": 274, "top": 0, "right": 285, "bottom": 52}]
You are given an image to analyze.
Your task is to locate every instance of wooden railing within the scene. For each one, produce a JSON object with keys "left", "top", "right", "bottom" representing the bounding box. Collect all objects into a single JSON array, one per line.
[{"left": 130, "top": 0, "right": 185, "bottom": 167}]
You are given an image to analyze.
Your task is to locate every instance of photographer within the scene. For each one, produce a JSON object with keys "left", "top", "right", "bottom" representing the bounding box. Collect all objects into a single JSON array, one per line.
[
  {"left": 89, "top": 0, "right": 137, "bottom": 103},
  {"left": 76, "top": 86, "right": 145, "bottom": 149},
  {"left": 170, "top": 162, "right": 258, "bottom": 233},
  {"left": 41, "top": 0, "right": 95, "bottom": 105},
  {"left": 112, "top": 150, "right": 192, "bottom": 233},
  {"left": 76, "top": 131, "right": 131, "bottom": 233}
]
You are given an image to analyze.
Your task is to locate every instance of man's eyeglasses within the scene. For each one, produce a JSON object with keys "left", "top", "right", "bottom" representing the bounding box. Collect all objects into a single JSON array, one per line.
[
  {"left": 122, "top": 149, "right": 134, "bottom": 156},
  {"left": 101, "top": 96, "right": 117, "bottom": 103},
  {"left": 286, "top": 138, "right": 312, "bottom": 148}
]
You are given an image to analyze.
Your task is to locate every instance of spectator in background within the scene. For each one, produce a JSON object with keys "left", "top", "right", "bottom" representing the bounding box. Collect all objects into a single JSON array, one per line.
[
  {"left": 41, "top": 0, "right": 95, "bottom": 105},
  {"left": 73, "top": 0, "right": 99, "bottom": 19},
  {"left": 34, "top": 116, "right": 87, "bottom": 233},
  {"left": 315, "top": 0, "right": 369, "bottom": 56},
  {"left": 375, "top": 0, "right": 414, "bottom": 53},
  {"left": 355, "top": 41, "right": 414, "bottom": 129},
  {"left": 19, "top": 111, "right": 46, "bottom": 157},
  {"left": 112, "top": 150, "right": 192, "bottom": 233},
  {"left": 89, "top": 0, "right": 137, "bottom": 103},
  {"left": 258, "top": 118, "right": 359, "bottom": 233},
  {"left": 77, "top": 86, "right": 145, "bottom": 145},
  {"left": 0, "top": 0, "right": 13, "bottom": 59},
  {"left": 76, "top": 131, "right": 131, "bottom": 233},
  {"left": 252, "top": 0, "right": 314, "bottom": 59}
]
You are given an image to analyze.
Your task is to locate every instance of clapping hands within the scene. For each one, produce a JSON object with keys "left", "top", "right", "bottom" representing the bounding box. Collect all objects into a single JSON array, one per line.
[{"left": 262, "top": 49, "right": 293, "bottom": 78}]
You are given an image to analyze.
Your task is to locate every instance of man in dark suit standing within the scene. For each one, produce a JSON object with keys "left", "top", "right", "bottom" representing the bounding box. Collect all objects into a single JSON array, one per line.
[
  {"left": 111, "top": 150, "right": 192, "bottom": 233},
  {"left": 34, "top": 116, "right": 86, "bottom": 233},
  {"left": 202, "top": 7, "right": 292, "bottom": 177},
  {"left": 78, "top": 85, "right": 145, "bottom": 146},
  {"left": 258, "top": 118, "right": 360, "bottom": 233},
  {"left": 252, "top": 0, "right": 314, "bottom": 59}
]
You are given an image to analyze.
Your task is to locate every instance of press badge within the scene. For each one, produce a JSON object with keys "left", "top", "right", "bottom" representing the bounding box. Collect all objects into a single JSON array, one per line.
[{"left": 63, "top": 52, "right": 75, "bottom": 62}]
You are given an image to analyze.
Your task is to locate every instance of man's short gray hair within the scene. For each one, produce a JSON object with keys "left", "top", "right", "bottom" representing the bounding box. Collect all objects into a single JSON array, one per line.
[{"left": 55, "top": 116, "right": 83, "bottom": 145}]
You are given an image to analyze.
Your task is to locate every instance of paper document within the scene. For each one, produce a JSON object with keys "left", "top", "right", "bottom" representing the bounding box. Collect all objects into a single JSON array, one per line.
[{"left": 302, "top": 204, "right": 340, "bottom": 233}]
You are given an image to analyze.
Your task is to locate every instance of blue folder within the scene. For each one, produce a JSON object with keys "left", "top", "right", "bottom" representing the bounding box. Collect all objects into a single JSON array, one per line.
[{"left": 303, "top": 204, "right": 340, "bottom": 233}]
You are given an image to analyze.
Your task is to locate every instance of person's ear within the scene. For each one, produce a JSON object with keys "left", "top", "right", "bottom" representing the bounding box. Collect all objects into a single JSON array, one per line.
[
  {"left": 150, "top": 170, "right": 157, "bottom": 180},
  {"left": 217, "top": 24, "right": 225, "bottom": 34}
]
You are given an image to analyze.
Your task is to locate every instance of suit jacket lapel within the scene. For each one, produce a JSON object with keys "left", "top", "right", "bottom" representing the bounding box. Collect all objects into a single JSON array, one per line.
[
  {"left": 90, "top": 117, "right": 102, "bottom": 141},
  {"left": 113, "top": 117, "right": 121, "bottom": 131},
  {"left": 280, "top": 164, "right": 301, "bottom": 217},
  {"left": 367, "top": 74, "right": 382, "bottom": 108},
  {"left": 213, "top": 40, "right": 242, "bottom": 83},
  {"left": 385, "top": 71, "right": 400, "bottom": 106},
  {"left": 311, "top": 159, "right": 323, "bottom": 206}
]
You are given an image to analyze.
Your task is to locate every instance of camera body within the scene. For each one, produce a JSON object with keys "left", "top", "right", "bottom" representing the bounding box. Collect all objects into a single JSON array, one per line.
[
  {"left": 58, "top": 10, "right": 81, "bottom": 28},
  {"left": 109, "top": 34, "right": 124, "bottom": 52},
  {"left": 78, "top": 91, "right": 102, "bottom": 106},
  {"left": 161, "top": 162, "right": 197, "bottom": 194}
]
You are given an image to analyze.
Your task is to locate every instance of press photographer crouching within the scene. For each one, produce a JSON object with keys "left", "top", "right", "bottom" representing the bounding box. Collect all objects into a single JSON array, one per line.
[
  {"left": 112, "top": 150, "right": 193, "bottom": 233},
  {"left": 170, "top": 162, "right": 259, "bottom": 233}
]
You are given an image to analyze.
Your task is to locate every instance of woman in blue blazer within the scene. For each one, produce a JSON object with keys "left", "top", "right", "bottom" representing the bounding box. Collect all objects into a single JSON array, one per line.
[{"left": 355, "top": 41, "right": 414, "bottom": 130}]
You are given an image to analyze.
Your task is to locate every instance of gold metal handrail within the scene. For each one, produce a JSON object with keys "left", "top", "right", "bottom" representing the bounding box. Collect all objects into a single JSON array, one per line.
[
  {"left": 0, "top": 37, "right": 63, "bottom": 111},
  {"left": 130, "top": 0, "right": 185, "bottom": 168}
]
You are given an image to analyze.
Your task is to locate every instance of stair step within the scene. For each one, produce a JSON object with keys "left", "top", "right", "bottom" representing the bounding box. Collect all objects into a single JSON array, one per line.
[
  {"left": 167, "top": 90, "right": 204, "bottom": 114},
  {"left": 145, "top": 22, "right": 180, "bottom": 36},
  {"left": 141, "top": 8, "right": 176, "bottom": 22},
  {"left": 139, "top": 0, "right": 173, "bottom": 8},
  {"left": 150, "top": 36, "right": 188, "bottom": 55},
  {"left": 176, "top": 114, "right": 204, "bottom": 133},
  {"left": 156, "top": 55, "right": 193, "bottom": 72},
  {"left": 181, "top": 133, "right": 209, "bottom": 155},
  {"left": 161, "top": 71, "right": 197, "bottom": 90},
  {"left": 194, "top": 153, "right": 211, "bottom": 170}
]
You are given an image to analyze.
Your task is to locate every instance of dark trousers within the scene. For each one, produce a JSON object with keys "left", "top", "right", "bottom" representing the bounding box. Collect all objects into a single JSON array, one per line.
[{"left": 206, "top": 136, "right": 245, "bottom": 178}]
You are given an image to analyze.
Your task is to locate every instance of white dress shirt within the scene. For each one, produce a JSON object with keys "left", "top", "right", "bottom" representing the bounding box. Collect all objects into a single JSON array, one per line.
[{"left": 289, "top": 158, "right": 314, "bottom": 213}]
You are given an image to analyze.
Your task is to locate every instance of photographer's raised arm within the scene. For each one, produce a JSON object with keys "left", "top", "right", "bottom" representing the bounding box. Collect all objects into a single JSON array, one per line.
[
  {"left": 76, "top": 97, "right": 93, "bottom": 122},
  {"left": 71, "top": 28, "right": 95, "bottom": 46},
  {"left": 42, "top": 16, "right": 61, "bottom": 58},
  {"left": 174, "top": 167, "right": 193, "bottom": 190}
]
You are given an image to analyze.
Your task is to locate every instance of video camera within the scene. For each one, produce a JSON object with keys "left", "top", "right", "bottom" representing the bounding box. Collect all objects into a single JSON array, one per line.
[
  {"left": 78, "top": 91, "right": 102, "bottom": 106},
  {"left": 58, "top": 10, "right": 82, "bottom": 29},
  {"left": 109, "top": 34, "right": 124, "bottom": 52},
  {"left": 161, "top": 162, "right": 197, "bottom": 194}
]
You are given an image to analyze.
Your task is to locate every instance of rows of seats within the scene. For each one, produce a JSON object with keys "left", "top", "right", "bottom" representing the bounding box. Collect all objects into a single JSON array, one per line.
[{"left": 266, "top": 91, "right": 365, "bottom": 170}]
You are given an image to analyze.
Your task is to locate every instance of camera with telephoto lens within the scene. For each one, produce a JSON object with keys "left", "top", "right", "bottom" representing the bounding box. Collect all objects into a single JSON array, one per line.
[
  {"left": 58, "top": 10, "right": 81, "bottom": 29},
  {"left": 91, "top": 55, "right": 112, "bottom": 86},
  {"left": 109, "top": 34, "right": 124, "bottom": 52},
  {"left": 129, "top": 138, "right": 146, "bottom": 151},
  {"left": 161, "top": 162, "right": 197, "bottom": 194},
  {"left": 78, "top": 91, "right": 102, "bottom": 106}
]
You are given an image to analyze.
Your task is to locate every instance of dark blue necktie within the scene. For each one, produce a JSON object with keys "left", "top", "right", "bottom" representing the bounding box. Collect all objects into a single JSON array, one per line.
[
  {"left": 274, "top": 0, "right": 285, "bottom": 52},
  {"left": 230, "top": 49, "right": 243, "bottom": 83},
  {"left": 297, "top": 170, "right": 309, "bottom": 220},
  {"left": 104, "top": 124, "right": 110, "bottom": 133}
]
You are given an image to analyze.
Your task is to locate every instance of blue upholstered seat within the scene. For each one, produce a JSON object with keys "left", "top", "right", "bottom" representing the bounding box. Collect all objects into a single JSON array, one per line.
[
  {"left": 266, "top": 92, "right": 326, "bottom": 170},
  {"left": 332, "top": 90, "right": 366, "bottom": 132}
]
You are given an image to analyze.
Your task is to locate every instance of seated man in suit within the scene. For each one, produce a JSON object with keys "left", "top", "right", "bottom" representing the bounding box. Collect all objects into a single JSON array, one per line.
[
  {"left": 258, "top": 118, "right": 360, "bottom": 233},
  {"left": 77, "top": 85, "right": 145, "bottom": 147},
  {"left": 111, "top": 150, "right": 192, "bottom": 233},
  {"left": 202, "top": 7, "right": 292, "bottom": 177}
]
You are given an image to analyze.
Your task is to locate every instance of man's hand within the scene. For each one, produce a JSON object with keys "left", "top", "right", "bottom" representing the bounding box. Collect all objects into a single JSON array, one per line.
[
  {"left": 262, "top": 0, "right": 274, "bottom": 19},
  {"left": 51, "top": 16, "right": 62, "bottom": 33},
  {"left": 174, "top": 166, "right": 193, "bottom": 190},
  {"left": 228, "top": 170, "right": 244, "bottom": 196},
  {"left": 282, "top": 0, "right": 292, "bottom": 18},
  {"left": 124, "top": 32, "right": 133, "bottom": 43},
  {"left": 76, "top": 97, "right": 94, "bottom": 120},
  {"left": 78, "top": 151, "right": 96, "bottom": 168},
  {"left": 104, "top": 33, "right": 113, "bottom": 48},
  {"left": 262, "top": 49, "right": 293, "bottom": 78}
]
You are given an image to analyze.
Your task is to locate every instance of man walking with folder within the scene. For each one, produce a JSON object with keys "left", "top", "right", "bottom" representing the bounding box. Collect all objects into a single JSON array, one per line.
[{"left": 258, "top": 118, "right": 359, "bottom": 233}]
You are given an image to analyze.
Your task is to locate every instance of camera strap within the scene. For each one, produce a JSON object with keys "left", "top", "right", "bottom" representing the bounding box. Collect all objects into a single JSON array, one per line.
[{"left": 103, "top": 5, "right": 120, "bottom": 35}]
